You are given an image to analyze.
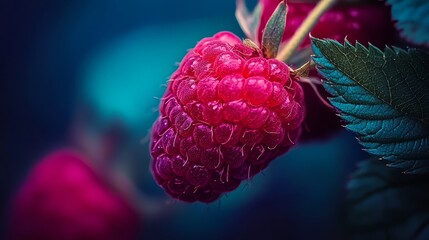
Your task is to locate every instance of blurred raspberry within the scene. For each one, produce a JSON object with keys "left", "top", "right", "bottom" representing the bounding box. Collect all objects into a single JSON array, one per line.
[
  {"left": 8, "top": 149, "right": 140, "bottom": 240},
  {"left": 150, "top": 32, "right": 305, "bottom": 203},
  {"left": 259, "top": 0, "right": 396, "bottom": 48},
  {"left": 298, "top": 70, "right": 343, "bottom": 141},
  {"left": 258, "top": 0, "right": 396, "bottom": 141}
]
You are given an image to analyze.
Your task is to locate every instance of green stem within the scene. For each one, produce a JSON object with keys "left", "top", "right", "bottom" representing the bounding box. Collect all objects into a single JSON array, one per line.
[{"left": 276, "top": 0, "right": 337, "bottom": 62}]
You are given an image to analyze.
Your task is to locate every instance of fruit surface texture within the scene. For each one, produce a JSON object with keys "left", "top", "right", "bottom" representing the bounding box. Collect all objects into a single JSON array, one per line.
[{"left": 150, "top": 32, "right": 305, "bottom": 203}]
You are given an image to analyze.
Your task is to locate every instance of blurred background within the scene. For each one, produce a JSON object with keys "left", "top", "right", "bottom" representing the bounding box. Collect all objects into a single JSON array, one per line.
[{"left": 1, "top": 0, "right": 371, "bottom": 239}]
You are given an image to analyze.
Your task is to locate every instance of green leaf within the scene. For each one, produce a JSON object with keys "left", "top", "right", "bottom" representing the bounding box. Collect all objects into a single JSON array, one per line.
[
  {"left": 311, "top": 37, "right": 429, "bottom": 173},
  {"left": 261, "top": 1, "right": 287, "bottom": 58},
  {"left": 387, "top": 0, "right": 429, "bottom": 46},
  {"left": 347, "top": 159, "right": 429, "bottom": 239}
]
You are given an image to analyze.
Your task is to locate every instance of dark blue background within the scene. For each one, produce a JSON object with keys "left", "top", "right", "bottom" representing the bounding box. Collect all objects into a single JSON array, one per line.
[{"left": 1, "top": 0, "right": 367, "bottom": 239}]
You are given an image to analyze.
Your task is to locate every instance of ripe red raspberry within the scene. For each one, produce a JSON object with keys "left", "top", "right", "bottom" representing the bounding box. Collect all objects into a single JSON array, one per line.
[
  {"left": 150, "top": 32, "right": 305, "bottom": 203},
  {"left": 8, "top": 149, "right": 140, "bottom": 240}
]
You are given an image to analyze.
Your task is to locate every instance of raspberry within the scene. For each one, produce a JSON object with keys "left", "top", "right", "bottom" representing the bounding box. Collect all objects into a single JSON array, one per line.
[
  {"left": 299, "top": 70, "right": 343, "bottom": 141},
  {"left": 259, "top": 0, "right": 396, "bottom": 48},
  {"left": 8, "top": 149, "right": 140, "bottom": 240},
  {"left": 150, "top": 32, "right": 304, "bottom": 203},
  {"left": 258, "top": 0, "right": 396, "bottom": 141}
]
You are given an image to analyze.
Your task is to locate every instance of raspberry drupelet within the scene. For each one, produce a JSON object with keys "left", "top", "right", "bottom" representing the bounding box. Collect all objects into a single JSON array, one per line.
[{"left": 150, "top": 32, "right": 305, "bottom": 203}]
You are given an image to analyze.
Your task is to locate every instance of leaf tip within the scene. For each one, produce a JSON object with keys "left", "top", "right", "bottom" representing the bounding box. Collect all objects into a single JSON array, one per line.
[
  {"left": 309, "top": 34, "right": 319, "bottom": 42},
  {"left": 310, "top": 36, "right": 325, "bottom": 54},
  {"left": 344, "top": 36, "right": 350, "bottom": 44},
  {"left": 261, "top": 0, "right": 287, "bottom": 58}
]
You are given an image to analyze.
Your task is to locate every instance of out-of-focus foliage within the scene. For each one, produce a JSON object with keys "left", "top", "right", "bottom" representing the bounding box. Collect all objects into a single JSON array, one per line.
[
  {"left": 387, "top": 0, "right": 429, "bottom": 46},
  {"left": 346, "top": 159, "right": 429, "bottom": 240},
  {"left": 236, "top": 0, "right": 262, "bottom": 43}
]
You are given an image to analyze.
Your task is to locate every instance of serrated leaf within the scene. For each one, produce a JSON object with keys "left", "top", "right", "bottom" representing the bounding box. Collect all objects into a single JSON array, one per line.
[
  {"left": 387, "top": 0, "right": 429, "bottom": 46},
  {"left": 311, "top": 37, "right": 429, "bottom": 173},
  {"left": 236, "top": 0, "right": 262, "bottom": 43},
  {"left": 346, "top": 159, "right": 429, "bottom": 239},
  {"left": 261, "top": 1, "right": 287, "bottom": 58}
]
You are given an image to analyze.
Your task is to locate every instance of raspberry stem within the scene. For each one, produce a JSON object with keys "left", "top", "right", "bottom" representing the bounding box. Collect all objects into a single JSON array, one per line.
[{"left": 276, "top": 0, "right": 337, "bottom": 62}]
